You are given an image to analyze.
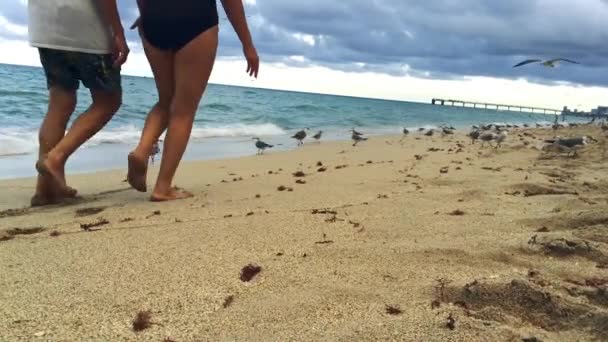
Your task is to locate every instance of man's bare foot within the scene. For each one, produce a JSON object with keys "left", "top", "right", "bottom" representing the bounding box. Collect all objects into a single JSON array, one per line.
[
  {"left": 150, "top": 187, "right": 194, "bottom": 202},
  {"left": 127, "top": 152, "right": 148, "bottom": 192},
  {"left": 31, "top": 174, "right": 77, "bottom": 207},
  {"left": 30, "top": 193, "right": 61, "bottom": 207},
  {"left": 35, "top": 157, "right": 73, "bottom": 196}
]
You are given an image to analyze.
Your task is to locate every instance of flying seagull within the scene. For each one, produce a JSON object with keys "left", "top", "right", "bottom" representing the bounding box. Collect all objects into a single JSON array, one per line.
[
  {"left": 513, "top": 58, "right": 580, "bottom": 68},
  {"left": 253, "top": 137, "right": 273, "bottom": 155}
]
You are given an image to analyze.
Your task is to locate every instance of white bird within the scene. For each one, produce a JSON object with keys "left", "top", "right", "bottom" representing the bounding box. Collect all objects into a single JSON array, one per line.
[{"left": 513, "top": 58, "right": 580, "bottom": 68}]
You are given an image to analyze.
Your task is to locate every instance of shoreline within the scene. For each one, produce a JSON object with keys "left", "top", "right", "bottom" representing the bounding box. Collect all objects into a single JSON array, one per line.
[
  {"left": 1, "top": 126, "right": 607, "bottom": 340},
  {"left": 0, "top": 121, "right": 585, "bottom": 180}
]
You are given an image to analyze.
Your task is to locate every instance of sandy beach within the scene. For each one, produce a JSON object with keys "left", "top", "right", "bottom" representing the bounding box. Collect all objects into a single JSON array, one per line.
[{"left": 1, "top": 126, "right": 607, "bottom": 341}]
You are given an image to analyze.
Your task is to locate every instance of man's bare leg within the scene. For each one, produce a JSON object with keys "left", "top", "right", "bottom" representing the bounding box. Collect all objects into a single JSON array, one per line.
[
  {"left": 31, "top": 87, "right": 77, "bottom": 206},
  {"left": 36, "top": 89, "right": 121, "bottom": 194}
]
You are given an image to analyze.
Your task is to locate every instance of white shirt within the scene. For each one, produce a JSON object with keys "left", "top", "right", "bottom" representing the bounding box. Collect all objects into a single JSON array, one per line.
[{"left": 28, "top": 0, "right": 113, "bottom": 54}]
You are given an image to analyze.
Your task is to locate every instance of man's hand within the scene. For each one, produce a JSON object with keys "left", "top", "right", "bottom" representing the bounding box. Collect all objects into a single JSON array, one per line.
[
  {"left": 243, "top": 44, "right": 259, "bottom": 78},
  {"left": 112, "top": 34, "right": 129, "bottom": 67},
  {"left": 98, "top": 1, "right": 128, "bottom": 67}
]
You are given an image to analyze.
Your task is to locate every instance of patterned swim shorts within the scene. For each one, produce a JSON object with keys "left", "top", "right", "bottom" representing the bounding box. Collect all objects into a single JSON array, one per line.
[{"left": 38, "top": 48, "right": 121, "bottom": 92}]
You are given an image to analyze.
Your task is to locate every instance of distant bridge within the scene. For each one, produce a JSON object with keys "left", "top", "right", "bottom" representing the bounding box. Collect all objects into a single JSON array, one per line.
[{"left": 431, "top": 98, "right": 562, "bottom": 115}]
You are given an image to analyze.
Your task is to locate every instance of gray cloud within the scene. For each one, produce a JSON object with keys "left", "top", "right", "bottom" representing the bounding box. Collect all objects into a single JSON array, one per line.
[{"left": 2, "top": 0, "right": 608, "bottom": 86}]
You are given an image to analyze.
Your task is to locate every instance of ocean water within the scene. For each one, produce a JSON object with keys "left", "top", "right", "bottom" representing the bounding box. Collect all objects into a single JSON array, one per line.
[{"left": 0, "top": 63, "right": 567, "bottom": 180}]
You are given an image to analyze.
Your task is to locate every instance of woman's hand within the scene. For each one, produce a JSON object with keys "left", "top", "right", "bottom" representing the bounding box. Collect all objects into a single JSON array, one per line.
[
  {"left": 243, "top": 44, "right": 259, "bottom": 78},
  {"left": 130, "top": 17, "right": 141, "bottom": 30}
]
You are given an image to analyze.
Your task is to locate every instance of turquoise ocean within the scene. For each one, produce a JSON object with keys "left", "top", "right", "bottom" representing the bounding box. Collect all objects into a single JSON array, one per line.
[{"left": 0, "top": 63, "right": 570, "bottom": 180}]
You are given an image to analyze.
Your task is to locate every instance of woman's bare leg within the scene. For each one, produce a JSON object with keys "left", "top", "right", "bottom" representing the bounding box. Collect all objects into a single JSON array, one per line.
[
  {"left": 150, "top": 26, "right": 218, "bottom": 201},
  {"left": 127, "top": 32, "right": 175, "bottom": 192}
]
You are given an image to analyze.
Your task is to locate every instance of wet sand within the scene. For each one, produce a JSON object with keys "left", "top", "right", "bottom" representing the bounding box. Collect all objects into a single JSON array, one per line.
[{"left": 1, "top": 126, "right": 607, "bottom": 341}]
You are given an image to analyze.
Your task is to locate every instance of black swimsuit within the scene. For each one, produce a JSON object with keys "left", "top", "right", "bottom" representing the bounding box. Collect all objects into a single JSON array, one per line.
[{"left": 141, "top": 0, "right": 219, "bottom": 52}]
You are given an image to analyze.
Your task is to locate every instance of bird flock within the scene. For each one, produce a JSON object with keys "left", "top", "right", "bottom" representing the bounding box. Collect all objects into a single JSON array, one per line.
[
  {"left": 251, "top": 56, "right": 585, "bottom": 156},
  {"left": 251, "top": 127, "right": 372, "bottom": 154},
  {"left": 252, "top": 118, "right": 600, "bottom": 158}
]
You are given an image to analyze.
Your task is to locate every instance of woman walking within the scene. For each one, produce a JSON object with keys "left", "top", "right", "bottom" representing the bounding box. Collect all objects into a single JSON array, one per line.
[{"left": 128, "top": 0, "right": 259, "bottom": 201}]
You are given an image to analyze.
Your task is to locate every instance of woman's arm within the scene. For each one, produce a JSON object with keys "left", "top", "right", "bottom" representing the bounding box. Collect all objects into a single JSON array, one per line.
[
  {"left": 220, "top": 0, "right": 259, "bottom": 77},
  {"left": 220, "top": 0, "right": 253, "bottom": 48},
  {"left": 130, "top": 0, "right": 145, "bottom": 30}
]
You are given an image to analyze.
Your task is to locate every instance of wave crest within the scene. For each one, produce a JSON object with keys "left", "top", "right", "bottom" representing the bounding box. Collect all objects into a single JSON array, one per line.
[{"left": 0, "top": 123, "right": 286, "bottom": 156}]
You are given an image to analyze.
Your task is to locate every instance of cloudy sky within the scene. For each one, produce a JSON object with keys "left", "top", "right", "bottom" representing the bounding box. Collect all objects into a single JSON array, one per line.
[{"left": 1, "top": 0, "right": 608, "bottom": 110}]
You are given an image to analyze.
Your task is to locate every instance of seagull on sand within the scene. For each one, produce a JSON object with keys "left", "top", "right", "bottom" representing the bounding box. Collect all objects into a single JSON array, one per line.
[
  {"left": 351, "top": 128, "right": 364, "bottom": 136},
  {"left": 291, "top": 128, "right": 309, "bottom": 146},
  {"left": 513, "top": 58, "right": 580, "bottom": 68},
  {"left": 400, "top": 127, "right": 410, "bottom": 143},
  {"left": 312, "top": 130, "right": 323, "bottom": 142},
  {"left": 542, "top": 142, "right": 584, "bottom": 157},
  {"left": 479, "top": 130, "right": 507, "bottom": 148},
  {"left": 542, "top": 136, "right": 595, "bottom": 157},
  {"left": 350, "top": 129, "right": 367, "bottom": 146},
  {"left": 543, "top": 136, "right": 595, "bottom": 148},
  {"left": 440, "top": 126, "right": 454, "bottom": 136},
  {"left": 494, "top": 130, "right": 508, "bottom": 148},
  {"left": 253, "top": 137, "right": 273, "bottom": 155},
  {"left": 467, "top": 130, "right": 481, "bottom": 144}
]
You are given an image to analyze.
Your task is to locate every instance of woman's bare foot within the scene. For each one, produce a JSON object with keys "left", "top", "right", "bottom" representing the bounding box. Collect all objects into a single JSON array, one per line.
[
  {"left": 150, "top": 187, "right": 193, "bottom": 202},
  {"left": 127, "top": 152, "right": 148, "bottom": 192}
]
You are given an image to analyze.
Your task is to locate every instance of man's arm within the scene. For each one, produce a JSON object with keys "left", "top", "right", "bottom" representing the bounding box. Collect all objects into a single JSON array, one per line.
[
  {"left": 220, "top": 0, "right": 259, "bottom": 77},
  {"left": 98, "top": 1, "right": 129, "bottom": 66},
  {"left": 99, "top": 1, "right": 125, "bottom": 40}
]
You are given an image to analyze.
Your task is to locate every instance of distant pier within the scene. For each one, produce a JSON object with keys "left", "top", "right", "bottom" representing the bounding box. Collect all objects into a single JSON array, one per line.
[{"left": 431, "top": 98, "right": 562, "bottom": 115}]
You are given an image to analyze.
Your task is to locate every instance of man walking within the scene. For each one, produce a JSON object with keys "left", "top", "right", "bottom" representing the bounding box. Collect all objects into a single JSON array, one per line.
[{"left": 28, "top": 0, "right": 129, "bottom": 205}]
